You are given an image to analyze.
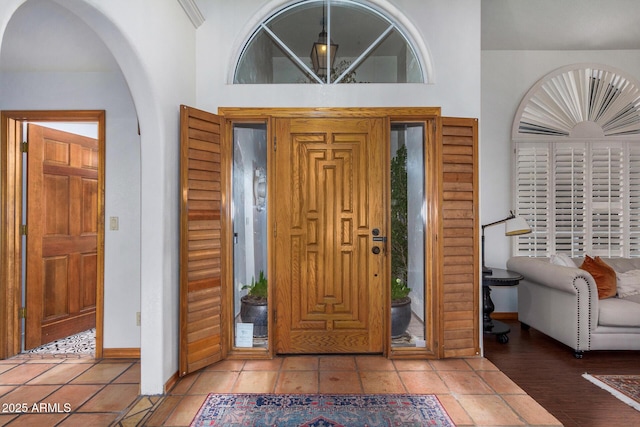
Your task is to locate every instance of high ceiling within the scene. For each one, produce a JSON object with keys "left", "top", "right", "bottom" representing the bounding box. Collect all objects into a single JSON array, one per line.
[
  {"left": 482, "top": 0, "right": 640, "bottom": 50},
  {"left": 2, "top": 0, "right": 640, "bottom": 73}
]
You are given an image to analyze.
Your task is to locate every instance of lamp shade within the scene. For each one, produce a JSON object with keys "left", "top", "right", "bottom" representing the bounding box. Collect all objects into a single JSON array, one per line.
[{"left": 505, "top": 216, "right": 531, "bottom": 236}]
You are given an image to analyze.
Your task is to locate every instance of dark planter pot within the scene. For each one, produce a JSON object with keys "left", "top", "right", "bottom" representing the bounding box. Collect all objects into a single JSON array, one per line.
[
  {"left": 391, "top": 297, "right": 412, "bottom": 338},
  {"left": 240, "top": 295, "right": 268, "bottom": 338}
]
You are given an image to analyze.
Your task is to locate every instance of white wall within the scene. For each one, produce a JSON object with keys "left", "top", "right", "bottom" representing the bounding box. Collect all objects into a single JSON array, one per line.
[
  {"left": 0, "top": 0, "right": 197, "bottom": 394},
  {"left": 0, "top": 69, "right": 142, "bottom": 349},
  {"left": 195, "top": 0, "right": 481, "bottom": 118},
  {"left": 481, "top": 49, "right": 640, "bottom": 312}
]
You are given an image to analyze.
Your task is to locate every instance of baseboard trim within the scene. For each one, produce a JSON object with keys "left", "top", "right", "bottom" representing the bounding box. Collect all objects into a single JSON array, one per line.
[
  {"left": 165, "top": 370, "right": 180, "bottom": 393},
  {"left": 492, "top": 312, "right": 518, "bottom": 320},
  {"left": 103, "top": 348, "right": 140, "bottom": 358}
]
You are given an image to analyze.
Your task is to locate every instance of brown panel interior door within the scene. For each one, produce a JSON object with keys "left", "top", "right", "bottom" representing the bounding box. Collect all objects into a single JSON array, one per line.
[
  {"left": 25, "top": 124, "right": 97, "bottom": 350},
  {"left": 274, "top": 117, "right": 386, "bottom": 354},
  {"left": 179, "top": 105, "right": 224, "bottom": 376}
]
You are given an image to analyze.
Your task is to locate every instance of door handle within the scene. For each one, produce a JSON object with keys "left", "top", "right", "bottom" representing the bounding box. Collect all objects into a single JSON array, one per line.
[{"left": 372, "top": 246, "right": 381, "bottom": 255}]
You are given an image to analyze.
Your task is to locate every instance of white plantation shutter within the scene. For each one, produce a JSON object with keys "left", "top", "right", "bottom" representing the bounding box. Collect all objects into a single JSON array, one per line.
[
  {"left": 513, "top": 65, "right": 640, "bottom": 258},
  {"left": 514, "top": 141, "right": 639, "bottom": 257},
  {"left": 589, "top": 144, "right": 623, "bottom": 256},
  {"left": 628, "top": 145, "right": 640, "bottom": 256},
  {"left": 553, "top": 144, "right": 585, "bottom": 256},
  {"left": 514, "top": 144, "right": 549, "bottom": 256}
]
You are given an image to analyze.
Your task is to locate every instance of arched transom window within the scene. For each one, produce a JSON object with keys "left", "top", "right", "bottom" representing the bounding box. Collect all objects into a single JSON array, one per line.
[
  {"left": 512, "top": 64, "right": 640, "bottom": 258},
  {"left": 234, "top": 0, "right": 424, "bottom": 84}
]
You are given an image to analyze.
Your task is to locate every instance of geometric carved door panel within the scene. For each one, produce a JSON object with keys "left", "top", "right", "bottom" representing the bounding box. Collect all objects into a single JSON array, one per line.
[
  {"left": 274, "top": 117, "right": 386, "bottom": 354},
  {"left": 25, "top": 124, "right": 97, "bottom": 350}
]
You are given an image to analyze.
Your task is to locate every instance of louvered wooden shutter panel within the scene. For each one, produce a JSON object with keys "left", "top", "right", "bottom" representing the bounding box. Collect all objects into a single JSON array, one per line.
[
  {"left": 440, "top": 117, "right": 479, "bottom": 357},
  {"left": 629, "top": 145, "right": 640, "bottom": 256},
  {"left": 179, "top": 105, "right": 223, "bottom": 376}
]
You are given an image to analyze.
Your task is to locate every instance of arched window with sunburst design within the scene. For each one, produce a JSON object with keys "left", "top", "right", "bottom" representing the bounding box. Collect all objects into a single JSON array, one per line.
[{"left": 512, "top": 64, "right": 640, "bottom": 258}]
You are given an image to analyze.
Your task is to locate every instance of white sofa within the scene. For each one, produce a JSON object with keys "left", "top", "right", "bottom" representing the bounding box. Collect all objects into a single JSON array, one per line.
[{"left": 506, "top": 256, "right": 640, "bottom": 358}]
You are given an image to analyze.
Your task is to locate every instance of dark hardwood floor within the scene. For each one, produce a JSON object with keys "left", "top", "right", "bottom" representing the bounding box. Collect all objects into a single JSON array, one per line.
[{"left": 483, "top": 319, "right": 640, "bottom": 427}]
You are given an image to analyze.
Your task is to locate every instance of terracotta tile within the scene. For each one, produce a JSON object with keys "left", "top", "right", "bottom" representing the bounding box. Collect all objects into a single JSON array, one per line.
[
  {"left": 0, "top": 386, "right": 15, "bottom": 398},
  {"left": 436, "top": 394, "right": 474, "bottom": 426},
  {"left": 232, "top": 371, "right": 277, "bottom": 393},
  {"left": 281, "top": 356, "right": 319, "bottom": 371},
  {"left": 393, "top": 359, "right": 433, "bottom": 371},
  {"left": 399, "top": 370, "right": 450, "bottom": 394},
  {"left": 24, "top": 358, "right": 65, "bottom": 364},
  {"left": 465, "top": 357, "right": 499, "bottom": 371},
  {"left": 478, "top": 370, "right": 526, "bottom": 394},
  {"left": 204, "top": 359, "right": 245, "bottom": 372},
  {"left": 0, "top": 363, "right": 57, "bottom": 384},
  {"left": 319, "top": 370, "right": 362, "bottom": 394},
  {"left": 359, "top": 371, "right": 406, "bottom": 394},
  {"left": 189, "top": 371, "right": 240, "bottom": 394},
  {"left": 120, "top": 409, "right": 148, "bottom": 427},
  {"left": 0, "top": 364, "right": 19, "bottom": 375},
  {"left": 145, "top": 395, "right": 182, "bottom": 426},
  {"left": 429, "top": 359, "right": 472, "bottom": 371},
  {"left": 26, "top": 363, "right": 91, "bottom": 385},
  {"left": 57, "top": 413, "right": 119, "bottom": 426},
  {"left": 275, "top": 371, "right": 318, "bottom": 393},
  {"left": 113, "top": 363, "right": 140, "bottom": 384},
  {"left": 1, "top": 413, "right": 68, "bottom": 426},
  {"left": 439, "top": 370, "right": 495, "bottom": 394},
  {"left": 0, "top": 385, "right": 60, "bottom": 407},
  {"left": 70, "top": 362, "right": 130, "bottom": 384},
  {"left": 163, "top": 395, "right": 207, "bottom": 426},
  {"left": 503, "top": 394, "right": 563, "bottom": 425},
  {"left": 355, "top": 356, "right": 395, "bottom": 371},
  {"left": 0, "top": 414, "right": 18, "bottom": 426},
  {"left": 169, "top": 372, "right": 199, "bottom": 395},
  {"left": 457, "top": 394, "right": 525, "bottom": 425},
  {"left": 78, "top": 384, "right": 139, "bottom": 412},
  {"left": 242, "top": 359, "right": 282, "bottom": 371},
  {"left": 319, "top": 356, "right": 356, "bottom": 371},
  {"left": 44, "top": 384, "right": 102, "bottom": 411}
]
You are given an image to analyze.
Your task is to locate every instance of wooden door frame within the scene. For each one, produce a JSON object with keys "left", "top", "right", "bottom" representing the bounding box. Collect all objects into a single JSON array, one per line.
[
  {"left": 219, "top": 107, "right": 445, "bottom": 359},
  {"left": 0, "top": 110, "right": 105, "bottom": 359}
]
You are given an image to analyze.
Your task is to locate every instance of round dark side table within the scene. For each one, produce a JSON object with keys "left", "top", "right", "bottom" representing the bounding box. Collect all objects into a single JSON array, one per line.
[{"left": 482, "top": 268, "right": 523, "bottom": 343}]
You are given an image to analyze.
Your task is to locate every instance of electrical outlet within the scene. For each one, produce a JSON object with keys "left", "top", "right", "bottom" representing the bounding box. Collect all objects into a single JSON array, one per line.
[
  {"left": 110, "top": 216, "right": 119, "bottom": 230},
  {"left": 136, "top": 312, "right": 141, "bottom": 326}
]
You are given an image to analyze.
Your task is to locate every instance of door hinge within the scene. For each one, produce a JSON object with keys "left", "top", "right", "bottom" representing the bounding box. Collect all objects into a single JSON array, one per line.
[
  {"left": 21, "top": 141, "right": 28, "bottom": 153},
  {"left": 274, "top": 222, "right": 277, "bottom": 237},
  {"left": 20, "top": 224, "right": 27, "bottom": 236},
  {"left": 19, "top": 307, "right": 26, "bottom": 319},
  {"left": 273, "top": 136, "right": 277, "bottom": 151}
]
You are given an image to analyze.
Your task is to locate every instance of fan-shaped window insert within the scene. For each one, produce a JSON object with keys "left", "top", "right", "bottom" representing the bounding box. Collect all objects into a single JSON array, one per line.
[
  {"left": 234, "top": 0, "right": 424, "bottom": 84},
  {"left": 512, "top": 65, "right": 640, "bottom": 258},
  {"left": 514, "top": 65, "right": 640, "bottom": 138}
]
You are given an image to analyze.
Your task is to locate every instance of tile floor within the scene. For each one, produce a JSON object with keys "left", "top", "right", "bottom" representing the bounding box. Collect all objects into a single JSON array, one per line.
[{"left": 0, "top": 353, "right": 562, "bottom": 426}]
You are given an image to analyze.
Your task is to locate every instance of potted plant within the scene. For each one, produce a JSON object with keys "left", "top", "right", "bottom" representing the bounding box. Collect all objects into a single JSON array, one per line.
[
  {"left": 391, "top": 278, "right": 412, "bottom": 337},
  {"left": 240, "top": 270, "right": 268, "bottom": 338},
  {"left": 390, "top": 144, "right": 412, "bottom": 338}
]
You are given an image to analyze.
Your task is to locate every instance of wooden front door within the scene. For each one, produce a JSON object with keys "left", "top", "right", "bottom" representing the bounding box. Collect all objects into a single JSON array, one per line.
[
  {"left": 25, "top": 124, "right": 98, "bottom": 350},
  {"left": 274, "top": 117, "right": 386, "bottom": 354}
]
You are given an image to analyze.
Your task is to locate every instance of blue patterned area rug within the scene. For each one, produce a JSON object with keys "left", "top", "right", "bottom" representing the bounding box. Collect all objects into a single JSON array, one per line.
[{"left": 190, "top": 393, "right": 455, "bottom": 426}]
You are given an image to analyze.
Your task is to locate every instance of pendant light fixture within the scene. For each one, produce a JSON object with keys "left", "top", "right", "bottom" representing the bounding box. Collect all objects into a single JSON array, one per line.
[{"left": 310, "top": 2, "right": 338, "bottom": 78}]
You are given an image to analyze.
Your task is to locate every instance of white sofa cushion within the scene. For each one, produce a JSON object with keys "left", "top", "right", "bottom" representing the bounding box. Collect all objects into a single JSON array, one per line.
[
  {"left": 616, "top": 269, "right": 640, "bottom": 298},
  {"left": 550, "top": 253, "right": 578, "bottom": 268},
  {"left": 599, "top": 298, "right": 640, "bottom": 327}
]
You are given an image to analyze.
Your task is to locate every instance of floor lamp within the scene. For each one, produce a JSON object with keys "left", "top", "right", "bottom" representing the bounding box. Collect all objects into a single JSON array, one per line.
[{"left": 482, "top": 211, "right": 531, "bottom": 275}]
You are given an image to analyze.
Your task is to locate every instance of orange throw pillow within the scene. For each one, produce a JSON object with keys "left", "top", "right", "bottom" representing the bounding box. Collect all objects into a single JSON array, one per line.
[{"left": 580, "top": 255, "right": 617, "bottom": 299}]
